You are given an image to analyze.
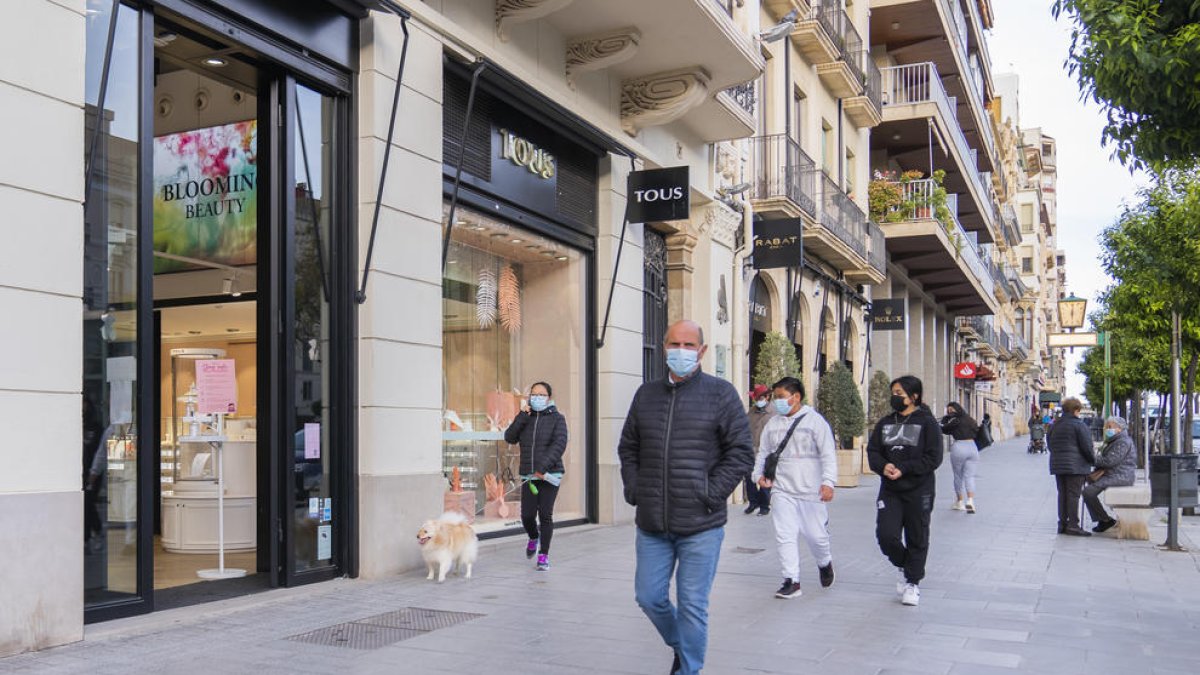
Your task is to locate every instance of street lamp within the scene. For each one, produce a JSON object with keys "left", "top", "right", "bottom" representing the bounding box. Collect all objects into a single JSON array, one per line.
[{"left": 1057, "top": 293, "right": 1087, "bottom": 331}]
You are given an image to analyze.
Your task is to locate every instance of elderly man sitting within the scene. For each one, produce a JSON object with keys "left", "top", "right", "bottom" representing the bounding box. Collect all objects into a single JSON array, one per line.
[{"left": 1082, "top": 416, "right": 1137, "bottom": 533}]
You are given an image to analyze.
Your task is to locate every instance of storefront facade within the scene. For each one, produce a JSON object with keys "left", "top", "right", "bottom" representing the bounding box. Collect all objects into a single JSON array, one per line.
[{"left": 3, "top": 0, "right": 768, "bottom": 655}]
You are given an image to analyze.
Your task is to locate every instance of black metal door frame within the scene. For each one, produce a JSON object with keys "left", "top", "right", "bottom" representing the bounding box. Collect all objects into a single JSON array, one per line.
[{"left": 86, "top": 0, "right": 356, "bottom": 624}]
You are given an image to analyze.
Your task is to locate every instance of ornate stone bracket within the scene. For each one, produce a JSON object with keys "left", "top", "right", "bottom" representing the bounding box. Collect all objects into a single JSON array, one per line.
[
  {"left": 621, "top": 68, "right": 711, "bottom": 136},
  {"left": 565, "top": 28, "right": 641, "bottom": 90},
  {"left": 702, "top": 201, "right": 743, "bottom": 249},
  {"left": 496, "top": 0, "right": 575, "bottom": 42}
]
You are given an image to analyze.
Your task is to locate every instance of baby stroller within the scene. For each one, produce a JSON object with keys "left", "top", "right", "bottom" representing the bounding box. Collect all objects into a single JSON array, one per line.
[{"left": 1028, "top": 424, "right": 1046, "bottom": 453}]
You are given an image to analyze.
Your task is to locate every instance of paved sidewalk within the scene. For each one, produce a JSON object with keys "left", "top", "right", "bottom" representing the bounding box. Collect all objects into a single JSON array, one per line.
[{"left": 5, "top": 435, "right": 1200, "bottom": 674}]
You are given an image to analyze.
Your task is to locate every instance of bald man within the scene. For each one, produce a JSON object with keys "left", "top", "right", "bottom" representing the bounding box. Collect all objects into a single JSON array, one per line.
[{"left": 618, "top": 320, "right": 754, "bottom": 675}]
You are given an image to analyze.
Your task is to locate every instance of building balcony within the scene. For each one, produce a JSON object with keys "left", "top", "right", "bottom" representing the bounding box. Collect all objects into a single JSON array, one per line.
[
  {"left": 876, "top": 178, "right": 997, "bottom": 314},
  {"left": 749, "top": 133, "right": 818, "bottom": 219},
  {"left": 748, "top": 134, "right": 883, "bottom": 284},
  {"left": 845, "top": 52, "right": 883, "bottom": 128},
  {"left": 1000, "top": 203, "right": 1021, "bottom": 248},
  {"left": 869, "top": 0, "right": 996, "bottom": 171},
  {"left": 544, "top": 0, "right": 763, "bottom": 141},
  {"left": 875, "top": 62, "right": 999, "bottom": 243},
  {"left": 956, "top": 315, "right": 997, "bottom": 355},
  {"left": 764, "top": 0, "right": 811, "bottom": 22}
]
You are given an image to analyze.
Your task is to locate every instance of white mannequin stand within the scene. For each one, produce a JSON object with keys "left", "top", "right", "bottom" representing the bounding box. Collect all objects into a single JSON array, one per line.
[{"left": 186, "top": 414, "right": 246, "bottom": 580}]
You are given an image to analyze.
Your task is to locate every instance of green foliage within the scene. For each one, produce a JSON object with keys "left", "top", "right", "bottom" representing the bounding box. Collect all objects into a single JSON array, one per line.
[
  {"left": 868, "top": 170, "right": 951, "bottom": 232},
  {"left": 867, "top": 370, "right": 892, "bottom": 430},
  {"left": 754, "top": 331, "right": 802, "bottom": 389},
  {"left": 1080, "top": 167, "right": 1200, "bottom": 412},
  {"left": 817, "top": 361, "right": 866, "bottom": 449},
  {"left": 1052, "top": 1, "right": 1200, "bottom": 168}
]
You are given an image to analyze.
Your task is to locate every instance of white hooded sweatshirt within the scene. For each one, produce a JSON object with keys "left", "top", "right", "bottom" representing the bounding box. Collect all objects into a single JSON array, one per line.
[{"left": 751, "top": 404, "right": 838, "bottom": 501}]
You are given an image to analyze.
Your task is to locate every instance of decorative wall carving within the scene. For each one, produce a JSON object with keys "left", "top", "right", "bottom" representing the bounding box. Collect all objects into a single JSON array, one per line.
[
  {"left": 566, "top": 29, "right": 641, "bottom": 90},
  {"left": 496, "top": 0, "right": 575, "bottom": 42},
  {"left": 620, "top": 68, "right": 710, "bottom": 136},
  {"left": 702, "top": 201, "right": 743, "bottom": 248}
]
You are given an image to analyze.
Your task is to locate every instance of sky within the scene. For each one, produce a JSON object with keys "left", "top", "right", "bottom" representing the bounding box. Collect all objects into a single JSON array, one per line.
[{"left": 986, "top": 0, "right": 1148, "bottom": 402}]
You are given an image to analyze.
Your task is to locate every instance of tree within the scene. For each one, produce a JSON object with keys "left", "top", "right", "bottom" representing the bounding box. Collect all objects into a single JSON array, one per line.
[
  {"left": 867, "top": 370, "right": 891, "bottom": 431},
  {"left": 817, "top": 361, "right": 866, "bottom": 449},
  {"left": 1052, "top": 1, "right": 1200, "bottom": 168},
  {"left": 754, "top": 330, "right": 802, "bottom": 388},
  {"left": 1091, "top": 168, "right": 1200, "bottom": 442}
]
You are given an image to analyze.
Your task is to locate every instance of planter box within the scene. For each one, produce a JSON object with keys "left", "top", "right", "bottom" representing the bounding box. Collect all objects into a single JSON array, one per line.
[
  {"left": 836, "top": 448, "right": 861, "bottom": 487},
  {"left": 443, "top": 491, "right": 476, "bottom": 523}
]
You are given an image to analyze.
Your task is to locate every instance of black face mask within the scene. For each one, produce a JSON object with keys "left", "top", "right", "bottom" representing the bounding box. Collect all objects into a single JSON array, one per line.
[{"left": 890, "top": 394, "right": 909, "bottom": 413}]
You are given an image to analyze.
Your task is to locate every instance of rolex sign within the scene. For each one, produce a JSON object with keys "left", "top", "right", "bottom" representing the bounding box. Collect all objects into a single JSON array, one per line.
[{"left": 870, "top": 299, "right": 905, "bottom": 331}]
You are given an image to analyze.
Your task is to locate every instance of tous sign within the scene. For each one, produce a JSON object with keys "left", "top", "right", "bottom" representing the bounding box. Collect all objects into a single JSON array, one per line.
[{"left": 499, "top": 128, "right": 555, "bottom": 179}]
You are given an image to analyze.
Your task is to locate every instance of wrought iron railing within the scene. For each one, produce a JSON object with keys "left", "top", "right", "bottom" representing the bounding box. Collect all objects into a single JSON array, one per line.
[
  {"left": 861, "top": 50, "right": 881, "bottom": 111},
  {"left": 724, "top": 81, "right": 756, "bottom": 117},
  {"left": 867, "top": 219, "right": 886, "bottom": 276},
  {"left": 958, "top": 315, "right": 995, "bottom": 348},
  {"left": 817, "top": 172, "right": 868, "bottom": 259},
  {"left": 748, "top": 133, "right": 817, "bottom": 216}
]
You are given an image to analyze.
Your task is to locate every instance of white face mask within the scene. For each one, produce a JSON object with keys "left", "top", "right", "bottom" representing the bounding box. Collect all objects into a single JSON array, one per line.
[{"left": 754, "top": 399, "right": 768, "bottom": 409}]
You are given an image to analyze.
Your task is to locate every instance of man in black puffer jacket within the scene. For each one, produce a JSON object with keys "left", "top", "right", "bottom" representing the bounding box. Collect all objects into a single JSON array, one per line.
[{"left": 618, "top": 320, "right": 753, "bottom": 675}]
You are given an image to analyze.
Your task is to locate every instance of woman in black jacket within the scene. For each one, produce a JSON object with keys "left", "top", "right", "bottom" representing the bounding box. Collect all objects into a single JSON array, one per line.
[
  {"left": 504, "top": 381, "right": 568, "bottom": 570},
  {"left": 940, "top": 402, "right": 980, "bottom": 513},
  {"left": 866, "top": 375, "right": 944, "bottom": 607}
]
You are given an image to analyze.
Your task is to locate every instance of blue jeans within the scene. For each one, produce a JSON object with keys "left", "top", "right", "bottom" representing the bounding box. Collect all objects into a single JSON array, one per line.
[{"left": 635, "top": 527, "right": 725, "bottom": 675}]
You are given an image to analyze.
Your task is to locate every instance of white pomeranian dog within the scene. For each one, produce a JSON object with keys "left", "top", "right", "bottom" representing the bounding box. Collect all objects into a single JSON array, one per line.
[{"left": 415, "top": 511, "right": 478, "bottom": 582}]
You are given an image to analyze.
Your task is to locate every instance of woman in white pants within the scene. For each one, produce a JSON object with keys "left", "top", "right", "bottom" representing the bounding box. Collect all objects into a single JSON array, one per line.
[
  {"left": 939, "top": 402, "right": 980, "bottom": 513},
  {"left": 752, "top": 377, "right": 838, "bottom": 599}
]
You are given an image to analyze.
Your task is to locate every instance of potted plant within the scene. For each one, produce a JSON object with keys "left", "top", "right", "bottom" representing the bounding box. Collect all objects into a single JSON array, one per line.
[
  {"left": 816, "top": 361, "right": 867, "bottom": 487},
  {"left": 754, "top": 330, "right": 803, "bottom": 387}
]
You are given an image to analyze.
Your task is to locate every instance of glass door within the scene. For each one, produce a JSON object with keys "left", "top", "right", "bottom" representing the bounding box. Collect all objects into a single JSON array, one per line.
[
  {"left": 83, "top": 0, "right": 153, "bottom": 621},
  {"left": 274, "top": 76, "right": 349, "bottom": 584}
]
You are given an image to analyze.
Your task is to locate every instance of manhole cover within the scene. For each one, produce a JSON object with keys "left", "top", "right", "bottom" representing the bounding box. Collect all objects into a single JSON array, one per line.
[
  {"left": 285, "top": 607, "right": 484, "bottom": 650},
  {"left": 359, "top": 607, "right": 484, "bottom": 632},
  {"left": 287, "top": 622, "right": 424, "bottom": 650},
  {"left": 734, "top": 547, "right": 765, "bottom": 554}
]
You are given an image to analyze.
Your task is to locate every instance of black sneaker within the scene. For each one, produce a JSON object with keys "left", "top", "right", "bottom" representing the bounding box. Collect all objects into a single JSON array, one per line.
[
  {"left": 1062, "top": 526, "right": 1092, "bottom": 537},
  {"left": 1093, "top": 519, "right": 1117, "bottom": 533},
  {"left": 743, "top": 503, "right": 757, "bottom": 515},
  {"left": 758, "top": 506, "right": 771, "bottom": 516},
  {"left": 775, "top": 578, "right": 802, "bottom": 599},
  {"left": 819, "top": 562, "right": 834, "bottom": 588}
]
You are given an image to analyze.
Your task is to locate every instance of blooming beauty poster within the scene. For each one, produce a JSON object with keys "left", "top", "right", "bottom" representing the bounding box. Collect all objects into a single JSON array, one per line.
[{"left": 153, "top": 120, "right": 257, "bottom": 272}]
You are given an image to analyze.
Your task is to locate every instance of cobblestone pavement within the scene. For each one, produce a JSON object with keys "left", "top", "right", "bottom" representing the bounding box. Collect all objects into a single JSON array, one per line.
[{"left": 4, "top": 435, "right": 1200, "bottom": 674}]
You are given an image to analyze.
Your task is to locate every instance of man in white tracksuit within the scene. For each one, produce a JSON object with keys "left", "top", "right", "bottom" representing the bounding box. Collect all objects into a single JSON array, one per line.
[{"left": 751, "top": 376, "right": 838, "bottom": 599}]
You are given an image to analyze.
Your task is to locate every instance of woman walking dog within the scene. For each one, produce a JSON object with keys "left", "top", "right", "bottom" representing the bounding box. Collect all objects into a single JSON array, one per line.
[{"left": 504, "top": 381, "right": 568, "bottom": 570}]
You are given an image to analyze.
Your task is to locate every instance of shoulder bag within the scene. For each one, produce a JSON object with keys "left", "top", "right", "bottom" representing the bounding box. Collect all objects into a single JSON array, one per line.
[{"left": 762, "top": 414, "right": 807, "bottom": 481}]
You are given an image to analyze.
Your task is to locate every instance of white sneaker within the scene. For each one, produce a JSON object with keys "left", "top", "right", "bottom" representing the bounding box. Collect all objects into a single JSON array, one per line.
[
  {"left": 951, "top": 501, "right": 966, "bottom": 511},
  {"left": 901, "top": 583, "right": 920, "bottom": 606},
  {"left": 965, "top": 499, "right": 976, "bottom": 514}
]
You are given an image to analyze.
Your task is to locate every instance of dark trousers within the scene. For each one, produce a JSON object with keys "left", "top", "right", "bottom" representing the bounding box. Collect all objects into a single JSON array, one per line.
[
  {"left": 743, "top": 475, "right": 770, "bottom": 509},
  {"left": 1056, "top": 475, "right": 1086, "bottom": 530},
  {"left": 875, "top": 485, "right": 934, "bottom": 585},
  {"left": 1081, "top": 482, "right": 1112, "bottom": 524},
  {"left": 521, "top": 480, "right": 560, "bottom": 554}
]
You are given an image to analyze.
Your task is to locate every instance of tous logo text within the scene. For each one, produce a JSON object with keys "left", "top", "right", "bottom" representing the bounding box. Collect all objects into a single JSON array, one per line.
[{"left": 499, "top": 129, "right": 555, "bottom": 179}]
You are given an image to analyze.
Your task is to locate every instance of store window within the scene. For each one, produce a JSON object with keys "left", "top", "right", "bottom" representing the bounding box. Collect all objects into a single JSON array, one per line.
[
  {"left": 83, "top": 0, "right": 141, "bottom": 606},
  {"left": 441, "top": 205, "right": 587, "bottom": 534}
]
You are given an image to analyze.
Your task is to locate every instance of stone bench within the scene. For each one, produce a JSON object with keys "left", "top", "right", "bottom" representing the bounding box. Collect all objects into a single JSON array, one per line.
[{"left": 1100, "top": 483, "right": 1152, "bottom": 541}]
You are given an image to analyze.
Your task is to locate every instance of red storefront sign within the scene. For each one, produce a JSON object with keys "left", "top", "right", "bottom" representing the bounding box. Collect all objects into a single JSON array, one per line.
[{"left": 954, "top": 362, "right": 977, "bottom": 379}]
